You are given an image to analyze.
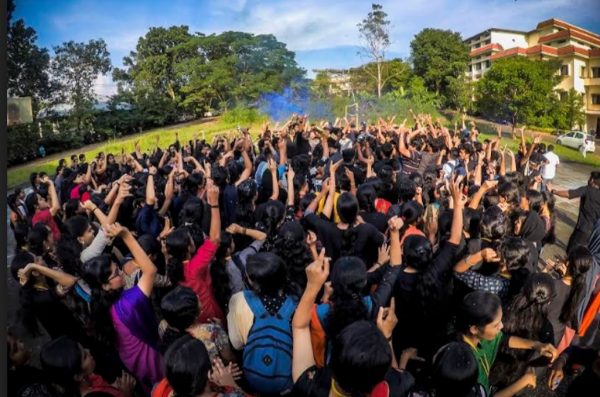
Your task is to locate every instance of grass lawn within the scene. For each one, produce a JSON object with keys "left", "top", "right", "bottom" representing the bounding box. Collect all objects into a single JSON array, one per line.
[
  {"left": 7, "top": 118, "right": 265, "bottom": 189},
  {"left": 477, "top": 131, "right": 600, "bottom": 167}
]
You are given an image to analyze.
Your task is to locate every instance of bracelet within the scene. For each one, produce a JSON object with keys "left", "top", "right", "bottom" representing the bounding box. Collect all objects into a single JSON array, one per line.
[
  {"left": 242, "top": 227, "right": 247, "bottom": 235},
  {"left": 210, "top": 205, "right": 219, "bottom": 209}
]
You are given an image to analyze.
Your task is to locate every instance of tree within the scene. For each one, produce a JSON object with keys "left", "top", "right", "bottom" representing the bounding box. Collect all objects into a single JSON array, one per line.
[
  {"left": 476, "top": 57, "right": 560, "bottom": 131},
  {"left": 357, "top": 3, "right": 391, "bottom": 98},
  {"left": 554, "top": 89, "right": 585, "bottom": 130},
  {"left": 51, "top": 39, "right": 112, "bottom": 132},
  {"left": 312, "top": 70, "right": 333, "bottom": 97},
  {"left": 445, "top": 75, "right": 473, "bottom": 111},
  {"left": 410, "top": 28, "right": 469, "bottom": 99},
  {"left": 7, "top": 1, "right": 52, "bottom": 117},
  {"left": 114, "top": 28, "right": 304, "bottom": 118},
  {"left": 350, "top": 58, "right": 411, "bottom": 95}
]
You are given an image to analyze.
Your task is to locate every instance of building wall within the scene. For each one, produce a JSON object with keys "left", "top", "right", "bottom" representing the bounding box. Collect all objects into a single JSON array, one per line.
[
  {"left": 491, "top": 31, "right": 528, "bottom": 50},
  {"left": 573, "top": 57, "right": 588, "bottom": 93}
]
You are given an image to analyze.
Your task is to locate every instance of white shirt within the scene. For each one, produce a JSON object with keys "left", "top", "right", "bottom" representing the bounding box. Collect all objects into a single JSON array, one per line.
[{"left": 542, "top": 151, "right": 560, "bottom": 179}]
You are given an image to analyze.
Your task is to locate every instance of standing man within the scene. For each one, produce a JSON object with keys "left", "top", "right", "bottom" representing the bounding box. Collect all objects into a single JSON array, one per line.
[
  {"left": 552, "top": 171, "right": 600, "bottom": 254},
  {"left": 541, "top": 145, "right": 560, "bottom": 188}
]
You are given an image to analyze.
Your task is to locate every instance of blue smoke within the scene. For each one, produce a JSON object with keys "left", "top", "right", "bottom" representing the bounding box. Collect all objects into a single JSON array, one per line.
[{"left": 258, "top": 86, "right": 333, "bottom": 122}]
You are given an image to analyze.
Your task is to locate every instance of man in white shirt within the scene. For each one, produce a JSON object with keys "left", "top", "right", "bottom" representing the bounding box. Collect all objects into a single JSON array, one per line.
[{"left": 542, "top": 145, "right": 560, "bottom": 184}]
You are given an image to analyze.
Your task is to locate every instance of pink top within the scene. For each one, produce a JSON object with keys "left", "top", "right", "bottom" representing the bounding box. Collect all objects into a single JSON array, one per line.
[
  {"left": 181, "top": 239, "right": 224, "bottom": 324},
  {"left": 32, "top": 208, "right": 61, "bottom": 241}
]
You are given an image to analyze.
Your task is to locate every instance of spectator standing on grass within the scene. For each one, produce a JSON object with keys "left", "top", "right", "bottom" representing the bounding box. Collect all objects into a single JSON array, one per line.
[
  {"left": 552, "top": 171, "right": 600, "bottom": 254},
  {"left": 541, "top": 144, "right": 559, "bottom": 186}
]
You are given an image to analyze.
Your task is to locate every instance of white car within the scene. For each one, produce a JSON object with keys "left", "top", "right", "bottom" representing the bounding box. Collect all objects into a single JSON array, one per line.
[{"left": 556, "top": 131, "right": 596, "bottom": 153}]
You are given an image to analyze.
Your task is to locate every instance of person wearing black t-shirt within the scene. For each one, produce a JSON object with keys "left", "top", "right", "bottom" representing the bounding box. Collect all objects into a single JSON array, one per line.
[{"left": 552, "top": 171, "right": 600, "bottom": 254}]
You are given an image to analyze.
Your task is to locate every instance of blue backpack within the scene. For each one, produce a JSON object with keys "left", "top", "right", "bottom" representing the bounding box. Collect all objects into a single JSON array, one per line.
[{"left": 242, "top": 290, "right": 297, "bottom": 396}]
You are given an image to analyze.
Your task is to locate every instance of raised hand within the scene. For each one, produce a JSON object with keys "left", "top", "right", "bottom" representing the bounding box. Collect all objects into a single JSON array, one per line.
[
  {"left": 376, "top": 298, "right": 398, "bottom": 339},
  {"left": 377, "top": 243, "right": 390, "bottom": 265},
  {"left": 105, "top": 223, "right": 128, "bottom": 238},
  {"left": 388, "top": 216, "right": 404, "bottom": 232},
  {"left": 159, "top": 217, "right": 174, "bottom": 240},
  {"left": 206, "top": 180, "right": 220, "bottom": 207},
  {"left": 306, "top": 248, "right": 330, "bottom": 289},
  {"left": 306, "top": 230, "right": 318, "bottom": 246},
  {"left": 225, "top": 223, "right": 243, "bottom": 235}
]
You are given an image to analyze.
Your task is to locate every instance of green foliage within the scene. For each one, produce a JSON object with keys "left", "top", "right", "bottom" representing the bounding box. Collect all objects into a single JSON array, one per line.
[
  {"left": 51, "top": 39, "right": 112, "bottom": 131},
  {"left": 554, "top": 89, "right": 585, "bottom": 130},
  {"left": 405, "top": 76, "right": 441, "bottom": 107},
  {"left": 7, "top": 9, "right": 53, "bottom": 116},
  {"left": 410, "top": 28, "right": 470, "bottom": 99},
  {"left": 445, "top": 75, "right": 473, "bottom": 111},
  {"left": 221, "top": 107, "right": 266, "bottom": 125},
  {"left": 350, "top": 58, "right": 411, "bottom": 96},
  {"left": 114, "top": 28, "right": 305, "bottom": 118},
  {"left": 476, "top": 57, "right": 560, "bottom": 128}
]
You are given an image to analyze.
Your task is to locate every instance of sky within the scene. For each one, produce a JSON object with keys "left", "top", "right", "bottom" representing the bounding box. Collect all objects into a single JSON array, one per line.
[{"left": 12, "top": 0, "right": 600, "bottom": 99}]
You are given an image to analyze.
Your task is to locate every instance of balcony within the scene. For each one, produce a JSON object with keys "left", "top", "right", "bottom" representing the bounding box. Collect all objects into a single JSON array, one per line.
[{"left": 584, "top": 78, "right": 600, "bottom": 86}]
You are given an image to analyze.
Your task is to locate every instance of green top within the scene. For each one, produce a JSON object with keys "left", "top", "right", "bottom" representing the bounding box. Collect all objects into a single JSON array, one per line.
[{"left": 463, "top": 331, "right": 504, "bottom": 393}]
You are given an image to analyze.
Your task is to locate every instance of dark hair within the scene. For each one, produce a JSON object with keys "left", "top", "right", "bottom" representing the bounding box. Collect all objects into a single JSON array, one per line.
[
  {"left": 480, "top": 206, "right": 507, "bottom": 242},
  {"left": 402, "top": 235, "right": 433, "bottom": 272},
  {"left": 166, "top": 228, "right": 193, "bottom": 285},
  {"left": 27, "top": 223, "right": 51, "bottom": 256},
  {"left": 330, "top": 321, "right": 391, "bottom": 396},
  {"left": 246, "top": 252, "right": 287, "bottom": 297},
  {"left": 29, "top": 172, "right": 39, "bottom": 191},
  {"left": 498, "top": 182, "right": 520, "bottom": 208},
  {"left": 499, "top": 237, "right": 532, "bottom": 300},
  {"left": 397, "top": 177, "right": 416, "bottom": 203},
  {"left": 178, "top": 197, "right": 205, "bottom": 248},
  {"left": 40, "top": 336, "right": 83, "bottom": 397},
  {"left": 357, "top": 183, "right": 377, "bottom": 213},
  {"left": 236, "top": 179, "right": 258, "bottom": 227},
  {"left": 559, "top": 246, "right": 593, "bottom": 324},
  {"left": 328, "top": 257, "right": 369, "bottom": 340},
  {"left": 56, "top": 216, "right": 91, "bottom": 276},
  {"left": 25, "top": 192, "right": 39, "bottom": 216},
  {"left": 259, "top": 200, "right": 285, "bottom": 238},
  {"left": 81, "top": 254, "right": 120, "bottom": 347},
  {"left": 210, "top": 232, "right": 233, "bottom": 312},
  {"left": 525, "top": 190, "right": 543, "bottom": 213},
  {"left": 337, "top": 193, "right": 359, "bottom": 257},
  {"left": 160, "top": 286, "right": 199, "bottom": 354},
  {"left": 11, "top": 251, "right": 44, "bottom": 336},
  {"left": 504, "top": 273, "right": 555, "bottom": 340},
  {"left": 432, "top": 342, "right": 479, "bottom": 397},
  {"left": 272, "top": 222, "right": 312, "bottom": 297},
  {"left": 456, "top": 291, "right": 501, "bottom": 335},
  {"left": 164, "top": 335, "right": 211, "bottom": 397}
]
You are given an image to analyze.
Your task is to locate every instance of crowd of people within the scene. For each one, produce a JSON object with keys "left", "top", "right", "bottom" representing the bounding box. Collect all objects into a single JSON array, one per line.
[{"left": 7, "top": 110, "right": 600, "bottom": 397}]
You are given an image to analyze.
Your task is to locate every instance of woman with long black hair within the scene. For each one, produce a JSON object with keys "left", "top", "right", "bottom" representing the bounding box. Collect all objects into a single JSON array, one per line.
[
  {"left": 392, "top": 178, "right": 464, "bottom": 363},
  {"left": 81, "top": 223, "right": 162, "bottom": 393},
  {"left": 302, "top": 165, "right": 384, "bottom": 266},
  {"left": 164, "top": 182, "right": 223, "bottom": 324},
  {"left": 271, "top": 221, "right": 314, "bottom": 297},
  {"left": 489, "top": 273, "right": 556, "bottom": 388}
]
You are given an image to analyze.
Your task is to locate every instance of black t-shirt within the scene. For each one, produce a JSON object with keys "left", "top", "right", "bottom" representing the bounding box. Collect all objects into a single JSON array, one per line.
[
  {"left": 292, "top": 366, "right": 415, "bottom": 397},
  {"left": 360, "top": 210, "right": 390, "bottom": 234},
  {"left": 302, "top": 213, "right": 384, "bottom": 266},
  {"left": 569, "top": 185, "right": 600, "bottom": 232},
  {"left": 392, "top": 242, "right": 459, "bottom": 359}
]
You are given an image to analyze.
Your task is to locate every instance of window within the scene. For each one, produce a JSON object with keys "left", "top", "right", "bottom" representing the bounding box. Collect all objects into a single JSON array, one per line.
[
  {"left": 475, "top": 63, "right": 482, "bottom": 71},
  {"left": 593, "top": 94, "right": 600, "bottom": 105},
  {"left": 468, "top": 65, "right": 472, "bottom": 72},
  {"left": 581, "top": 66, "right": 586, "bottom": 78},
  {"left": 592, "top": 67, "right": 600, "bottom": 78},
  {"left": 566, "top": 132, "right": 575, "bottom": 137},
  {"left": 575, "top": 133, "right": 584, "bottom": 139},
  {"left": 485, "top": 60, "right": 491, "bottom": 68},
  {"left": 560, "top": 65, "right": 569, "bottom": 76}
]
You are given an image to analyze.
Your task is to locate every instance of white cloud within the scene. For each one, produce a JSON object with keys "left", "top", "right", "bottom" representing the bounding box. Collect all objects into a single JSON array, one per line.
[{"left": 93, "top": 73, "right": 117, "bottom": 99}]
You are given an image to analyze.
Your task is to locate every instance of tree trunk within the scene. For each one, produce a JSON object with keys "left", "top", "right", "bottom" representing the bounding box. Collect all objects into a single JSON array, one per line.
[{"left": 377, "top": 60, "right": 382, "bottom": 98}]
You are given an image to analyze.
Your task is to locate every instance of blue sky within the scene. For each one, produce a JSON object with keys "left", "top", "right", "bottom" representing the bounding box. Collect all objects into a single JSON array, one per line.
[{"left": 13, "top": 0, "right": 600, "bottom": 99}]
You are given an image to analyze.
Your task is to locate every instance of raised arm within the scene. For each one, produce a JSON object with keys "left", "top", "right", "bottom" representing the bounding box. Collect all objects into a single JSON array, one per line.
[
  {"left": 159, "top": 170, "right": 175, "bottom": 217},
  {"left": 398, "top": 130, "right": 412, "bottom": 158},
  {"left": 287, "top": 166, "right": 295, "bottom": 207},
  {"left": 235, "top": 137, "right": 253, "bottom": 187},
  {"left": 18, "top": 262, "right": 78, "bottom": 289},
  {"left": 109, "top": 224, "right": 157, "bottom": 297},
  {"left": 268, "top": 158, "right": 279, "bottom": 201},
  {"left": 146, "top": 173, "right": 156, "bottom": 206},
  {"left": 206, "top": 180, "right": 221, "bottom": 244},
  {"left": 448, "top": 178, "right": 464, "bottom": 245},
  {"left": 322, "top": 160, "right": 341, "bottom": 220},
  {"left": 292, "top": 249, "right": 329, "bottom": 382},
  {"left": 226, "top": 223, "right": 267, "bottom": 241},
  {"left": 468, "top": 180, "right": 497, "bottom": 210},
  {"left": 41, "top": 176, "right": 61, "bottom": 217}
]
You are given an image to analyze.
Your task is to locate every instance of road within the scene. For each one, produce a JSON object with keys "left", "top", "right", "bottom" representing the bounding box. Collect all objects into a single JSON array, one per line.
[{"left": 3, "top": 158, "right": 596, "bottom": 369}]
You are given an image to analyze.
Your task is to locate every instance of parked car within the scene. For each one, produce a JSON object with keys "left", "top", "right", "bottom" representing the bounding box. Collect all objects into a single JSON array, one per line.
[{"left": 556, "top": 131, "right": 596, "bottom": 153}]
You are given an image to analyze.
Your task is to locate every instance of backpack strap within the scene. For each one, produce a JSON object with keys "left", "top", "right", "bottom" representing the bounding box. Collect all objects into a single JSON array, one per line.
[
  {"left": 277, "top": 295, "right": 297, "bottom": 319},
  {"left": 243, "top": 290, "right": 268, "bottom": 319}
]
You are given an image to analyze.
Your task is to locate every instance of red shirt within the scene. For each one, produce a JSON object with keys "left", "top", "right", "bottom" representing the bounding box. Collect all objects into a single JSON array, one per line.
[
  {"left": 181, "top": 239, "right": 224, "bottom": 324},
  {"left": 32, "top": 208, "right": 61, "bottom": 241}
]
